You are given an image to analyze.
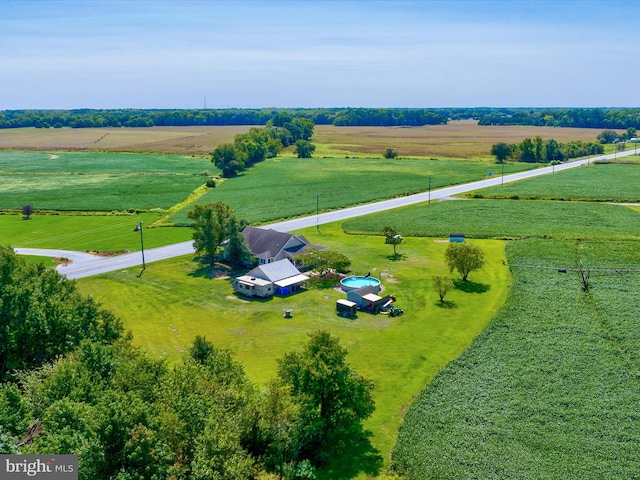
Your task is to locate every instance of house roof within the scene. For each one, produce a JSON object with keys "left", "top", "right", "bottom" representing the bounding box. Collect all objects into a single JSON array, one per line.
[
  {"left": 241, "top": 226, "right": 324, "bottom": 260},
  {"left": 247, "top": 259, "right": 304, "bottom": 283}
]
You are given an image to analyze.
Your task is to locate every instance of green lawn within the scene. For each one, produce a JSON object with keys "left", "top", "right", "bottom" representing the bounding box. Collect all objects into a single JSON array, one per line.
[
  {"left": 392, "top": 238, "right": 640, "bottom": 479},
  {"left": 342, "top": 199, "right": 640, "bottom": 240},
  {"left": 465, "top": 162, "right": 640, "bottom": 202},
  {"left": 168, "top": 156, "right": 536, "bottom": 225},
  {"left": 77, "top": 223, "right": 510, "bottom": 468},
  {"left": 0, "top": 213, "right": 191, "bottom": 251}
]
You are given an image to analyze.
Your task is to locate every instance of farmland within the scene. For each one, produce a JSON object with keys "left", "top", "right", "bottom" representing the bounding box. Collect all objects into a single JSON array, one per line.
[
  {"left": 0, "top": 120, "right": 606, "bottom": 158},
  {"left": 392, "top": 238, "right": 640, "bottom": 479},
  {"left": 465, "top": 160, "right": 640, "bottom": 202},
  {"left": 1, "top": 123, "right": 639, "bottom": 478}
]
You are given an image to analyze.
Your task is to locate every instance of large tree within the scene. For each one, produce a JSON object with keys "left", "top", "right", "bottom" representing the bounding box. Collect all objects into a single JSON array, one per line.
[
  {"left": 276, "top": 330, "right": 375, "bottom": 464},
  {"left": 0, "top": 246, "right": 123, "bottom": 378},
  {"left": 294, "top": 140, "right": 316, "bottom": 158},
  {"left": 490, "top": 142, "right": 512, "bottom": 163},
  {"left": 444, "top": 242, "right": 485, "bottom": 282},
  {"left": 212, "top": 143, "right": 243, "bottom": 177},
  {"left": 188, "top": 202, "right": 240, "bottom": 268}
]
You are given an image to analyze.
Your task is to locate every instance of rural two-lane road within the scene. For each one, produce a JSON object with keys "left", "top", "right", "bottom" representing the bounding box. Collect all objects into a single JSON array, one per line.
[{"left": 15, "top": 149, "right": 638, "bottom": 279}]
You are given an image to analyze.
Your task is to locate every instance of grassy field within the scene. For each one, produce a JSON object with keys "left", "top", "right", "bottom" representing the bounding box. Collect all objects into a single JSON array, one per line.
[
  {"left": 0, "top": 213, "right": 191, "bottom": 251},
  {"left": 342, "top": 199, "right": 640, "bottom": 241},
  {"left": 0, "top": 150, "right": 212, "bottom": 211},
  {"left": 76, "top": 223, "right": 510, "bottom": 471},
  {"left": 465, "top": 162, "right": 640, "bottom": 202},
  {"left": 391, "top": 238, "right": 640, "bottom": 479},
  {"left": 168, "top": 156, "right": 535, "bottom": 225}
]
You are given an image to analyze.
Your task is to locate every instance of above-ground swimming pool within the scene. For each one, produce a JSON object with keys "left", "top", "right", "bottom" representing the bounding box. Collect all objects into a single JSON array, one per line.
[{"left": 340, "top": 275, "right": 381, "bottom": 293}]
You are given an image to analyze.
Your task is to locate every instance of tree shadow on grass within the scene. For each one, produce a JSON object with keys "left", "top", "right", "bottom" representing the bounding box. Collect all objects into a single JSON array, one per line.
[
  {"left": 386, "top": 253, "right": 407, "bottom": 261},
  {"left": 435, "top": 300, "right": 457, "bottom": 309},
  {"left": 317, "top": 430, "right": 383, "bottom": 480},
  {"left": 453, "top": 279, "right": 491, "bottom": 294}
]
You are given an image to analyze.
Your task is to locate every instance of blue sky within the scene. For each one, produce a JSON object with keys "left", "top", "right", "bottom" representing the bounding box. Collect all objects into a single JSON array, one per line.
[{"left": 1, "top": 0, "right": 638, "bottom": 109}]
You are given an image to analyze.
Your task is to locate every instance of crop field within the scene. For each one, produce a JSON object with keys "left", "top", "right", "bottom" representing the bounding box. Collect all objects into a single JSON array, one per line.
[
  {"left": 76, "top": 224, "right": 510, "bottom": 466},
  {"left": 0, "top": 125, "right": 250, "bottom": 154},
  {"left": 312, "top": 120, "right": 607, "bottom": 158},
  {"left": 168, "top": 156, "right": 535, "bottom": 225},
  {"left": 0, "top": 150, "right": 211, "bottom": 211},
  {"left": 392, "top": 238, "right": 640, "bottom": 479},
  {"left": 0, "top": 121, "right": 607, "bottom": 159},
  {"left": 465, "top": 162, "right": 640, "bottom": 202},
  {"left": 342, "top": 199, "right": 640, "bottom": 241}
]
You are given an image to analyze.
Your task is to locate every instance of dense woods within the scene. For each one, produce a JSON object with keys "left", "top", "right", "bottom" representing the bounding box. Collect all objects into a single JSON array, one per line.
[{"left": 3, "top": 107, "right": 637, "bottom": 129}]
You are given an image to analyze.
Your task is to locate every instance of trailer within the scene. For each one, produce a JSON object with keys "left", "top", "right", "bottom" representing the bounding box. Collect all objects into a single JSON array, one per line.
[{"left": 336, "top": 299, "right": 357, "bottom": 317}]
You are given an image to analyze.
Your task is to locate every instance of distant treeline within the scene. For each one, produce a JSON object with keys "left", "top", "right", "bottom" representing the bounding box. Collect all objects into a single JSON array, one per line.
[
  {"left": 1, "top": 107, "right": 639, "bottom": 129},
  {"left": 478, "top": 108, "right": 640, "bottom": 129}
]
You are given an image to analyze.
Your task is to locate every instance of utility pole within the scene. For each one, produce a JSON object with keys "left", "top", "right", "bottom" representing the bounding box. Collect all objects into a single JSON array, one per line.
[
  {"left": 316, "top": 193, "right": 320, "bottom": 233},
  {"left": 138, "top": 221, "right": 146, "bottom": 277}
]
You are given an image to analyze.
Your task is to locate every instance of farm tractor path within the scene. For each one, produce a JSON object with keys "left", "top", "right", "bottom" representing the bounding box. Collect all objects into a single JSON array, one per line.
[{"left": 16, "top": 149, "right": 637, "bottom": 279}]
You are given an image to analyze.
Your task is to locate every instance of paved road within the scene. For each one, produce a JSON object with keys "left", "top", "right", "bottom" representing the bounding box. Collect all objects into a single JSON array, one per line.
[{"left": 16, "top": 149, "right": 638, "bottom": 279}]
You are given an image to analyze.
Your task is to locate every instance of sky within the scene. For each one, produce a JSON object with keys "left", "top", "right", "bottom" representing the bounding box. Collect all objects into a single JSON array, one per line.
[{"left": 1, "top": 0, "right": 639, "bottom": 110}]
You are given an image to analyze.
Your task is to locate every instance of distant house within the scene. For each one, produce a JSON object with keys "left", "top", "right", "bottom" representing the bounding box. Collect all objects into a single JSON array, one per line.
[
  {"left": 232, "top": 259, "right": 309, "bottom": 298},
  {"left": 240, "top": 226, "right": 324, "bottom": 266}
]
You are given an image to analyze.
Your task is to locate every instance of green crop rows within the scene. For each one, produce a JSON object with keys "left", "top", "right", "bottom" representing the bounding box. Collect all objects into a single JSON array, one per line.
[{"left": 391, "top": 238, "right": 640, "bottom": 479}]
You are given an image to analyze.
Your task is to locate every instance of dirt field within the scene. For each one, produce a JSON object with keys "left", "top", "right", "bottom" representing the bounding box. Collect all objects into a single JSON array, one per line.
[
  {"left": 0, "top": 120, "right": 608, "bottom": 158},
  {"left": 313, "top": 120, "right": 608, "bottom": 158}
]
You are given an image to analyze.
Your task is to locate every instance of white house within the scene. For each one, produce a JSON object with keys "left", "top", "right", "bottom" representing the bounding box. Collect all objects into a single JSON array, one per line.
[{"left": 232, "top": 259, "right": 309, "bottom": 298}]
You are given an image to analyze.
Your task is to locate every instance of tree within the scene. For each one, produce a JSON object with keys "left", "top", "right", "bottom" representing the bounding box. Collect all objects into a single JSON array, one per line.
[
  {"left": 597, "top": 129, "right": 619, "bottom": 144},
  {"left": 444, "top": 242, "right": 485, "bottom": 282},
  {"left": 293, "top": 249, "right": 351, "bottom": 276},
  {"left": 224, "top": 217, "right": 251, "bottom": 267},
  {"left": 0, "top": 246, "right": 124, "bottom": 378},
  {"left": 187, "top": 202, "right": 238, "bottom": 269},
  {"left": 295, "top": 140, "right": 315, "bottom": 158},
  {"left": 383, "top": 147, "right": 398, "bottom": 159},
  {"left": 212, "top": 143, "right": 243, "bottom": 177},
  {"left": 257, "top": 379, "right": 301, "bottom": 478},
  {"left": 490, "top": 142, "right": 512, "bottom": 163},
  {"left": 382, "top": 226, "right": 403, "bottom": 256},
  {"left": 517, "top": 138, "right": 536, "bottom": 163},
  {"left": 21, "top": 204, "right": 34, "bottom": 220},
  {"left": 544, "top": 138, "right": 564, "bottom": 162},
  {"left": 432, "top": 275, "right": 454, "bottom": 302},
  {"left": 276, "top": 331, "right": 375, "bottom": 464}
]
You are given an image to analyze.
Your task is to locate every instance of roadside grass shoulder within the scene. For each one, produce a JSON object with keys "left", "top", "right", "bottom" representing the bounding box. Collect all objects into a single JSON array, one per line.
[
  {"left": 464, "top": 163, "right": 640, "bottom": 202},
  {"left": 342, "top": 199, "right": 640, "bottom": 241},
  {"left": 391, "top": 238, "right": 640, "bottom": 479},
  {"left": 76, "top": 223, "right": 510, "bottom": 468}
]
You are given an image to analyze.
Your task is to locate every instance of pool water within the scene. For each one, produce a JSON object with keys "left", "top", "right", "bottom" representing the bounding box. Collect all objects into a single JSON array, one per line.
[{"left": 340, "top": 276, "right": 381, "bottom": 292}]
